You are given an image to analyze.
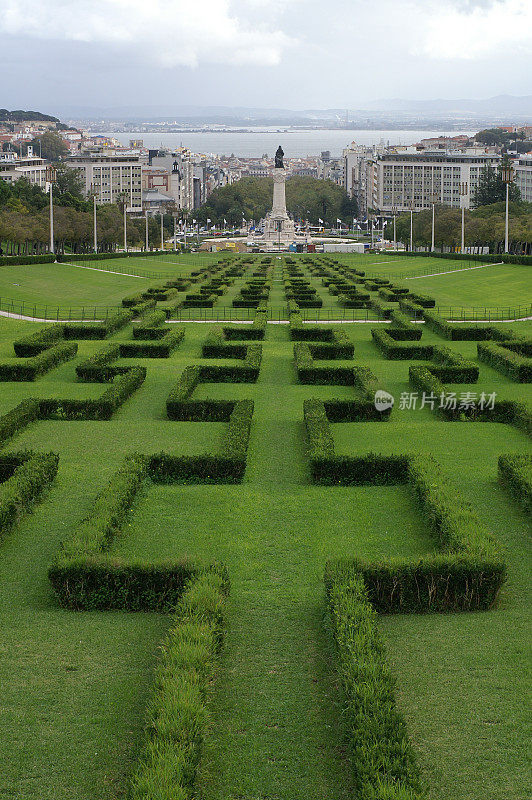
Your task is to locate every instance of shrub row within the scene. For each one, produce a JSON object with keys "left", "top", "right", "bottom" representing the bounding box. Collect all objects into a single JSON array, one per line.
[
  {"left": 39, "top": 367, "right": 146, "bottom": 420},
  {"left": 389, "top": 309, "right": 424, "bottom": 339},
  {"left": 0, "top": 399, "right": 40, "bottom": 445},
  {"left": 423, "top": 310, "right": 516, "bottom": 341},
  {"left": 119, "top": 326, "right": 185, "bottom": 358},
  {"left": 57, "top": 250, "right": 170, "bottom": 263},
  {"left": 132, "top": 310, "right": 167, "bottom": 339},
  {"left": 371, "top": 328, "right": 432, "bottom": 360},
  {"left": 222, "top": 309, "right": 267, "bottom": 340},
  {"left": 370, "top": 298, "right": 394, "bottom": 319},
  {"left": 0, "top": 341, "right": 78, "bottom": 381},
  {"left": 477, "top": 340, "right": 532, "bottom": 382},
  {"left": 63, "top": 310, "right": 134, "bottom": 340},
  {"left": 0, "top": 254, "right": 56, "bottom": 266},
  {"left": 294, "top": 343, "right": 353, "bottom": 384},
  {"left": 150, "top": 399, "right": 252, "bottom": 482},
  {"left": 130, "top": 570, "right": 228, "bottom": 800},
  {"left": 325, "top": 574, "right": 424, "bottom": 799},
  {"left": 498, "top": 454, "right": 531, "bottom": 513},
  {"left": 0, "top": 452, "right": 59, "bottom": 536},
  {"left": 202, "top": 327, "right": 248, "bottom": 359},
  {"left": 13, "top": 323, "right": 65, "bottom": 356},
  {"left": 47, "top": 453, "right": 199, "bottom": 610},
  {"left": 75, "top": 344, "right": 124, "bottom": 382},
  {"left": 409, "top": 365, "right": 530, "bottom": 434},
  {"left": 325, "top": 452, "right": 505, "bottom": 613},
  {"left": 166, "top": 361, "right": 259, "bottom": 420}
]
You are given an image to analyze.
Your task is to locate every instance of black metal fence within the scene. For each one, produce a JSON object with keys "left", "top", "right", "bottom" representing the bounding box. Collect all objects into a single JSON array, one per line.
[{"left": 1, "top": 297, "right": 530, "bottom": 324}]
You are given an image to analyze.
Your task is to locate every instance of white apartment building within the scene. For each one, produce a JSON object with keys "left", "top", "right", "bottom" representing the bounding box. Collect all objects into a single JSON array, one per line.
[
  {"left": 66, "top": 151, "right": 143, "bottom": 211},
  {"left": 343, "top": 141, "right": 388, "bottom": 216},
  {"left": 514, "top": 156, "right": 532, "bottom": 203},
  {"left": 366, "top": 152, "right": 501, "bottom": 213},
  {"left": 149, "top": 150, "right": 202, "bottom": 211},
  {"left": 0, "top": 152, "right": 48, "bottom": 188}
]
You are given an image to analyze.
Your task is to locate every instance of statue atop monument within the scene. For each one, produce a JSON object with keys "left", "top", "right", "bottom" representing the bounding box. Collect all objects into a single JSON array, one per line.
[{"left": 274, "top": 145, "right": 284, "bottom": 169}]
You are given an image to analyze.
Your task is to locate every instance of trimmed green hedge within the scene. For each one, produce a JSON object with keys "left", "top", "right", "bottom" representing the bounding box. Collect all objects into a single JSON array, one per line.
[
  {"left": 39, "top": 367, "right": 146, "bottom": 420},
  {"left": 389, "top": 309, "right": 424, "bottom": 339},
  {"left": 119, "top": 326, "right": 185, "bottom": 358},
  {"left": 326, "top": 574, "right": 424, "bottom": 799},
  {"left": 202, "top": 328, "right": 248, "bottom": 359},
  {"left": 14, "top": 324, "right": 65, "bottom": 356},
  {"left": 498, "top": 454, "right": 531, "bottom": 513},
  {"left": 324, "top": 452, "right": 505, "bottom": 613},
  {"left": 130, "top": 570, "right": 228, "bottom": 800},
  {"left": 0, "top": 452, "right": 59, "bottom": 536},
  {"left": 75, "top": 344, "right": 125, "bottom": 382},
  {"left": 477, "top": 340, "right": 532, "bottom": 382},
  {"left": 57, "top": 250, "right": 170, "bottom": 263},
  {"left": 371, "top": 328, "right": 432, "bottom": 360},
  {"left": 0, "top": 399, "right": 40, "bottom": 445},
  {"left": 0, "top": 254, "right": 56, "bottom": 266},
  {"left": 222, "top": 310, "right": 267, "bottom": 340},
  {"left": 423, "top": 310, "right": 518, "bottom": 341},
  {"left": 64, "top": 310, "right": 133, "bottom": 340},
  {"left": 0, "top": 341, "right": 78, "bottom": 381},
  {"left": 132, "top": 310, "right": 167, "bottom": 339},
  {"left": 294, "top": 343, "right": 353, "bottom": 384}
]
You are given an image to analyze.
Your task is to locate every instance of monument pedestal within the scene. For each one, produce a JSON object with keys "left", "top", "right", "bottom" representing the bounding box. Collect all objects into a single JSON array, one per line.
[{"left": 258, "top": 168, "right": 306, "bottom": 250}]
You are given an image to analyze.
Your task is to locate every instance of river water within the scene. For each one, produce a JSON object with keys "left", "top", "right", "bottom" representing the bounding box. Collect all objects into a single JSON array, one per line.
[{"left": 104, "top": 128, "right": 476, "bottom": 158}]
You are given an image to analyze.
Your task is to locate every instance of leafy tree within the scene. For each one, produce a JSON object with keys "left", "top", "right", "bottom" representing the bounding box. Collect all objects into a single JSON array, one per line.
[
  {"left": 197, "top": 176, "right": 356, "bottom": 226},
  {"left": 53, "top": 165, "right": 90, "bottom": 211},
  {"left": 29, "top": 130, "right": 68, "bottom": 161},
  {"left": 472, "top": 160, "right": 521, "bottom": 207},
  {"left": 474, "top": 128, "right": 512, "bottom": 147}
]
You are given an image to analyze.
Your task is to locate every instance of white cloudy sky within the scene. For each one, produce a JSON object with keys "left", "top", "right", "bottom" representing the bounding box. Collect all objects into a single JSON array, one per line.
[{"left": 0, "top": 0, "right": 530, "bottom": 112}]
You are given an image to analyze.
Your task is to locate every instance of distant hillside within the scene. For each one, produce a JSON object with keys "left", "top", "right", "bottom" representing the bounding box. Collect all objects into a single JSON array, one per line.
[{"left": 0, "top": 109, "right": 60, "bottom": 123}]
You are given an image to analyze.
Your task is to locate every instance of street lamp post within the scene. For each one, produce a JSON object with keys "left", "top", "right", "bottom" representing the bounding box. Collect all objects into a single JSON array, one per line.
[
  {"left": 160, "top": 211, "right": 164, "bottom": 251},
  {"left": 501, "top": 164, "right": 514, "bottom": 254},
  {"left": 93, "top": 194, "right": 98, "bottom": 253},
  {"left": 123, "top": 203, "right": 128, "bottom": 252},
  {"left": 459, "top": 182, "right": 468, "bottom": 253},
  {"left": 173, "top": 215, "right": 177, "bottom": 252},
  {"left": 430, "top": 194, "right": 437, "bottom": 253},
  {"left": 49, "top": 179, "right": 54, "bottom": 255},
  {"left": 409, "top": 201, "right": 414, "bottom": 252},
  {"left": 145, "top": 213, "right": 149, "bottom": 251},
  {"left": 391, "top": 206, "right": 397, "bottom": 251}
]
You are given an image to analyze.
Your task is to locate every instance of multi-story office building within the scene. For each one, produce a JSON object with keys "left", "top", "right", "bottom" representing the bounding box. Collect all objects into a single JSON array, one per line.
[
  {"left": 366, "top": 152, "right": 501, "bottom": 213},
  {"left": 66, "top": 151, "right": 143, "bottom": 211},
  {"left": 0, "top": 151, "right": 48, "bottom": 188},
  {"left": 343, "top": 141, "right": 388, "bottom": 216},
  {"left": 148, "top": 149, "right": 204, "bottom": 211},
  {"left": 514, "top": 156, "right": 532, "bottom": 203}
]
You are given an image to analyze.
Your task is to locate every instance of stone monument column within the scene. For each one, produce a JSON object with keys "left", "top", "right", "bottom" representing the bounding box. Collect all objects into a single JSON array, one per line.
[{"left": 271, "top": 169, "right": 288, "bottom": 219}]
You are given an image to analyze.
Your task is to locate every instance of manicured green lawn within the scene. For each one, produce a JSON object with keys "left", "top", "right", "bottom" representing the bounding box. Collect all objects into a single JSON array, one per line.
[
  {"left": 0, "top": 255, "right": 529, "bottom": 799},
  {"left": 402, "top": 262, "right": 531, "bottom": 310}
]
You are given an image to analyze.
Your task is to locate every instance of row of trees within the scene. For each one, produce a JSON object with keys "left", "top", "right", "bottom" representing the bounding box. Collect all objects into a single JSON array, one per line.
[
  {"left": 195, "top": 176, "right": 357, "bottom": 226},
  {"left": 392, "top": 201, "right": 532, "bottom": 253}
]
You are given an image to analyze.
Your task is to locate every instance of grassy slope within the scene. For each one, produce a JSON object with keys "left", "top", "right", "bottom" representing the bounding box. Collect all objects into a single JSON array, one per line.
[
  {"left": 402, "top": 262, "right": 531, "bottom": 309},
  {"left": 0, "top": 257, "right": 530, "bottom": 799}
]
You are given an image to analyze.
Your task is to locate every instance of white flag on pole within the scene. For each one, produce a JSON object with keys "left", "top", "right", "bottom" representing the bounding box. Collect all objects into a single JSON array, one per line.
[
  {"left": 318, "top": 218, "right": 324, "bottom": 224},
  {"left": 336, "top": 218, "right": 341, "bottom": 224},
  {"left": 206, "top": 218, "right": 211, "bottom": 224}
]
